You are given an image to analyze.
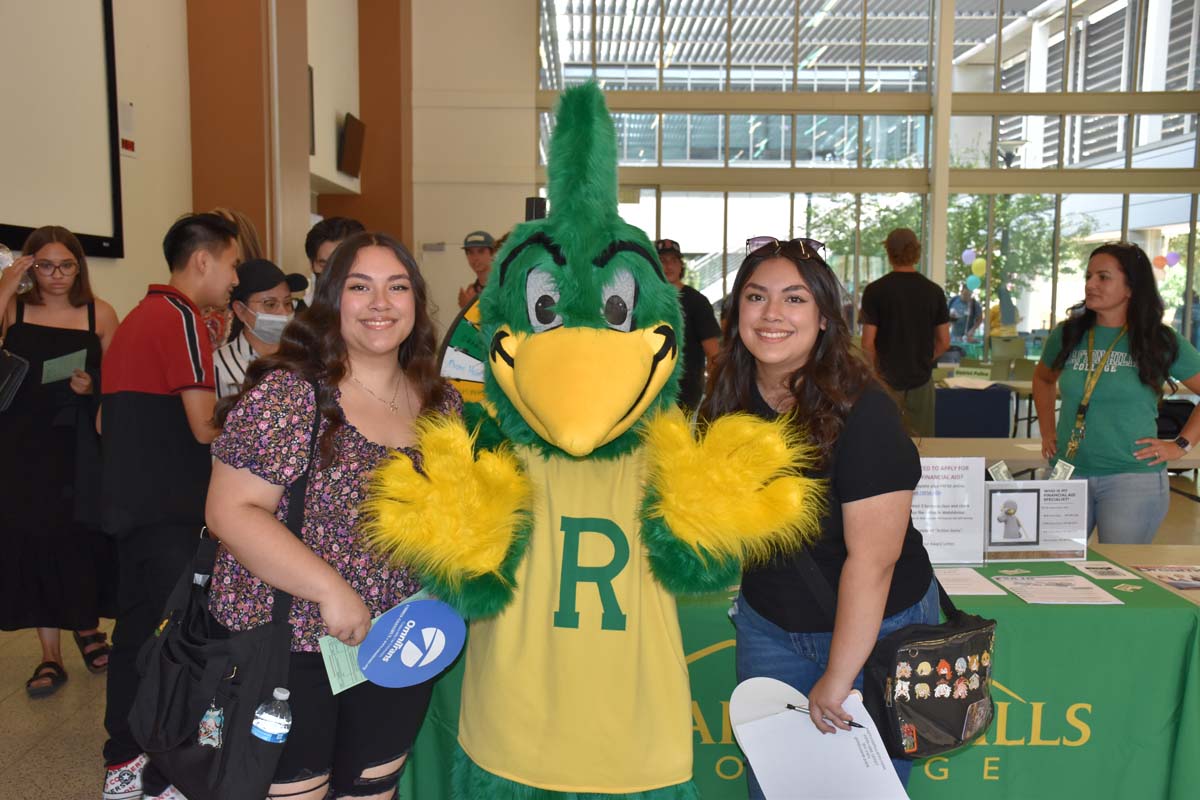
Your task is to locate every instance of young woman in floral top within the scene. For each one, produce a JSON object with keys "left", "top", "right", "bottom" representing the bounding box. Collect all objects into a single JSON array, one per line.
[{"left": 206, "top": 231, "right": 461, "bottom": 800}]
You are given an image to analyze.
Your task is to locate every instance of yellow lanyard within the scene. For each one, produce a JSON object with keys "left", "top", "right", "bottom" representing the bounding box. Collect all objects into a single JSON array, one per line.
[{"left": 1064, "top": 325, "right": 1127, "bottom": 461}]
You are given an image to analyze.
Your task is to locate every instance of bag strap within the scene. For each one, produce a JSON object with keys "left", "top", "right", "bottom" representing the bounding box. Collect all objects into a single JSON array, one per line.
[
  {"left": 793, "top": 547, "right": 963, "bottom": 628},
  {"left": 268, "top": 383, "right": 324, "bottom": 624}
]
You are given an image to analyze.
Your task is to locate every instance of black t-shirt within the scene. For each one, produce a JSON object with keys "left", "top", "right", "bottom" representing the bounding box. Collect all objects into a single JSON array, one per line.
[
  {"left": 860, "top": 271, "right": 950, "bottom": 390},
  {"left": 676, "top": 285, "right": 722, "bottom": 409},
  {"left": 740, "top": 383, "right": 934, "bottom": 633}
]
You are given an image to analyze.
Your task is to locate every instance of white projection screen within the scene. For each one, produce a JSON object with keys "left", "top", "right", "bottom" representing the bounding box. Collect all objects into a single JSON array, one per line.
[{"left": 0, "top": 0, "right": 123, "bottom": 257}]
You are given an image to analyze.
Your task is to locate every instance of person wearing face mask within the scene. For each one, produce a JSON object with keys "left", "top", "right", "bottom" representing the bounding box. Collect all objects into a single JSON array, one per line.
[{"left": 214, "top": 259, "right": 308, "bottom": 398}]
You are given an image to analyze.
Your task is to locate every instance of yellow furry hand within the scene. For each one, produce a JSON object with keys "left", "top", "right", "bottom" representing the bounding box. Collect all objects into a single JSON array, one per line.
[
  {"left": 642, "top": 408, "right": 825, "bottom": 564},
  {"left": 362, "top": 415, "right": 530, "bottom": 583}
]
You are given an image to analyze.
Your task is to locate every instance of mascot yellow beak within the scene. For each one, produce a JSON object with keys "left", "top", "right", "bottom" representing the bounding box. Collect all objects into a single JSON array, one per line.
[{"left": 489, "top": 323, "right": 677, "bottom": 457}]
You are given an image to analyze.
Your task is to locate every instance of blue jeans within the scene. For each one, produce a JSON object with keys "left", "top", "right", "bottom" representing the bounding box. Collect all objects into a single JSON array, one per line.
[
  {"left": 1086, "top": 471, "right": 1169, "bottom": 545},
  {"left": 730, "top": 580, "right": 940, "bottom": 799}
]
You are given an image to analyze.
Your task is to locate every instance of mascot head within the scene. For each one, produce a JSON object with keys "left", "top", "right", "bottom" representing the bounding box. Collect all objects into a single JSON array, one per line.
[{"left": 480, "top": 84, "right": 681, "bottom": 459}]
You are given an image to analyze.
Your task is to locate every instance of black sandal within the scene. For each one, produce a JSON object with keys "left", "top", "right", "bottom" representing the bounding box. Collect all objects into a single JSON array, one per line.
[
  {"left": 25, "top": 661, "right": 68, "bottom": 698},
  {"left": 73, "top": 630, "right": 111, "bottom": 674}
]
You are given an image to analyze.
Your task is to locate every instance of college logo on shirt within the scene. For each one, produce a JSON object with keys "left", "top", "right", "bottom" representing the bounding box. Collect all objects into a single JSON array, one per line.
[
  {"left": 1065, "top": 349, "right": 1136, "bottom": 373},
  {"left": 553, "top": 516, "right": 630, "bottom": 632}
]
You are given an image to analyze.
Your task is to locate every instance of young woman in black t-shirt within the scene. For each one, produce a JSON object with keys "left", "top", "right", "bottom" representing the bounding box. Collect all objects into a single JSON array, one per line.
[{"left": 701, "top": 238, "right": 936, "bottom": 793}]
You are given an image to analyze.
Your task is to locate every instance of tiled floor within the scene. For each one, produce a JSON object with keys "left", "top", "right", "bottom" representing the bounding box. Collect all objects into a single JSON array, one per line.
[
  {"left": 0, "top": 620, "right": 113, "bottom": 800},
  {"left": 2, "top": 472, "right": 1197, "bottom": 799}
]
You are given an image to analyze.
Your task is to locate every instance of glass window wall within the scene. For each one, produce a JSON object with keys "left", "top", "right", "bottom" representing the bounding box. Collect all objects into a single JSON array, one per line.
[{"left": 728, "top": 114, "right": 790, "bottom": 166}]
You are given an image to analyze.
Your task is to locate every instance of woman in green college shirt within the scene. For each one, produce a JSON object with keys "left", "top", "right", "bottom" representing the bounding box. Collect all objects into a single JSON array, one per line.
[{"left": 1033, "top": 242, "right": 1200, "bottom": 543}]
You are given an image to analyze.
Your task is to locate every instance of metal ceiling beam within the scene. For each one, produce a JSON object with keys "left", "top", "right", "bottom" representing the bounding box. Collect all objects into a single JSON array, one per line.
[
  {"left": 537, "top": 88, "right": 933, "bottom": 111},
  {"left": 953, "top": 90, "right": 1200, "bottom": 113}
]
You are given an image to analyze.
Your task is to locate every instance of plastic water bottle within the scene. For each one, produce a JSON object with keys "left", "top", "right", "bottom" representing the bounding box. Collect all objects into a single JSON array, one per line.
[{"left": 250, "top": 687, "right": 292, "bottom": 743}]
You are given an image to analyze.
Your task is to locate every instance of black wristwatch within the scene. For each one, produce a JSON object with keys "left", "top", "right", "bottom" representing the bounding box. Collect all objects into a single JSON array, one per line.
[{"left": 1174, "top": 435, "right": 1193, "bottom": 453}]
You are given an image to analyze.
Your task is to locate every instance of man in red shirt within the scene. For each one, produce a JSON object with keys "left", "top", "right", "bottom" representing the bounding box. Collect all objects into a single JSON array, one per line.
[{"left": 100, "top": 213, "right": 239, "bottom": 800}]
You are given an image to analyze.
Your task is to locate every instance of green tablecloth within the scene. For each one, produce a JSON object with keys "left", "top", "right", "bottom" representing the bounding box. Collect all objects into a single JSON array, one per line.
[{"left": 401, "top": 557, "right": 1200, "bottom": 799}]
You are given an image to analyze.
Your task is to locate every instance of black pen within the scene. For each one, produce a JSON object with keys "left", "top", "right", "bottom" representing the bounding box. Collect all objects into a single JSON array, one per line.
[{"left": 785, "top": 703, "right": 865, "bottom": 729}]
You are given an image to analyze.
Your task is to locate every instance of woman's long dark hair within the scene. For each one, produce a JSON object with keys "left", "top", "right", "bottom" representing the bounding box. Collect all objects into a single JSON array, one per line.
[
  {"left": 700, "top": 242, "right": 875, "bottom": 462},
  {"left": 1051, "top": 242, "right": 1177, "bottom": 391},
  {"left": 21, "top": 225, "right": 95, "bottom": 307},
  {"left": 215, "top": 231, "right": 446, "bottom": 467}
]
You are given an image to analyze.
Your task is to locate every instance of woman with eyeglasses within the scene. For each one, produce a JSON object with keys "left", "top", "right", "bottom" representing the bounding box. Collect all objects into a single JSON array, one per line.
[
  {"left": 0, "top": 225, "right": 120, "bottom": 697},
  {"left": 214, "top": 259, "right": 309, "bottom": 398},
  {"left": 701, "top": 237, "right": 936, "bottom": 794},
  {"left": 1033, "top": 242, "right": 1200, "bottom": 544}
]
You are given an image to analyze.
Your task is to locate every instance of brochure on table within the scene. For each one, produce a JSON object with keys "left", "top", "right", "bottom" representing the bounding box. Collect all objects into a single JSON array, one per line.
[
  {"left": 992, "top": 575, "right": 1122, "bottom": 605},
  {"left": 984, "top": 479, "right": 1088, "bottom": 561},
  {"left": 913, "top": 458, "right": 986, "bottom": 564}
]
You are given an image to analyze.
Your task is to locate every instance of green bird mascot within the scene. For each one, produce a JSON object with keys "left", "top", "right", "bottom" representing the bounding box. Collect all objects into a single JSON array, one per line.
[{"left": 364, "top": 84, "right": 823, "bottom": 799}]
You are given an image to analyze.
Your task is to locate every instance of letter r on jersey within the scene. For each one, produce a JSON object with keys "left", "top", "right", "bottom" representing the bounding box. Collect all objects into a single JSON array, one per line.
[{"left": 553, "top": 516, "right": 629, "bottom": 631}]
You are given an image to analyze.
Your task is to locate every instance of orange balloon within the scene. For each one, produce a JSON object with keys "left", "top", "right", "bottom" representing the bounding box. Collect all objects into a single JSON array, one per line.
[{"left": 1153, "top": 255, "right": 1167, "bottom": 268}]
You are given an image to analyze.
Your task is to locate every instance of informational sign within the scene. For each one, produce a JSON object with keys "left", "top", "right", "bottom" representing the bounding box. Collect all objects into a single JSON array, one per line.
[
  {"left": 984, "top": 479, "right": 1088, "bottom": 562},
  {"left": 949, "top": 365, "right": 993, "bottom": 381},
  {"left": 913, "top": 458, "right": 986, "bottom": 564}
]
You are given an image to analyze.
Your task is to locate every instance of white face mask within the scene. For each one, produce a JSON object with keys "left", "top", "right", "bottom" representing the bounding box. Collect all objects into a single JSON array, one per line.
[{"left": 251, "top": 312, "right": 292, "bottom": 344}]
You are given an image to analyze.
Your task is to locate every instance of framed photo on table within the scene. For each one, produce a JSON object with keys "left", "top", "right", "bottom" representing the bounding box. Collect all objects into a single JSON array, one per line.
[
  {"left": 985, "top": 480, "right": 1087, "bottom": 562},
  {"left": 988, "top": 488, "right": 1039, "bottom": 546}
]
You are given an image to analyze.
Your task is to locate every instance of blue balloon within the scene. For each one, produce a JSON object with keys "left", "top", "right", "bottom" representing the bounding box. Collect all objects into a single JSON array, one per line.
[
  {"left": 358, "top": 599, "right": 466, "bottom": 688},
  {"left": 965, "top": 274, "right": 982, "bottom": 291}
]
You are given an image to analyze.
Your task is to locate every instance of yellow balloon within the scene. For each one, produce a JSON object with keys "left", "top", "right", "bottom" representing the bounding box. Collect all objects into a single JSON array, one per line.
[{"left": 971, "top": 258, "right": 987, "bottom": 277}]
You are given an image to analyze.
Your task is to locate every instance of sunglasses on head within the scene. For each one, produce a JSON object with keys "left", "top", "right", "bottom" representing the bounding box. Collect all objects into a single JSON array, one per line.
[
  {"left": 746, "top": 236, "right": 826, "bottom": 261},
  {"left": 655, "top": 239, "right": 681, "bottom": 253}
]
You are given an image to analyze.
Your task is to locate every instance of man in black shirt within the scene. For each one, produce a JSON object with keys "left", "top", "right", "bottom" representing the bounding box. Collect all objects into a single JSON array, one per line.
[
  {"left": 656, "top": 238, "right": 721, "bottom": 410},
  {"left": 860, "top": 228, "right": 950, "bottom": 436}
]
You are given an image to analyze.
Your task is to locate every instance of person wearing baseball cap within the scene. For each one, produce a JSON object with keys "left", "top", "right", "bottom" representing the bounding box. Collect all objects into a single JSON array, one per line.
[
  {"left": 656, "top": 238, "right": 721, "bottom": 410},
  {"left": 458, "top": 230, "right": 496, "bottom": 309},
  {"left": 214, "top": 259, "right": 308, "bottom": 398}
]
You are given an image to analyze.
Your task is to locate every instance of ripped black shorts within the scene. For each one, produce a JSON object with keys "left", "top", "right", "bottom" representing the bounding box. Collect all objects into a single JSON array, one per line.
[{"left": 271, "top": 652, "right": 434, "bottom": 796}]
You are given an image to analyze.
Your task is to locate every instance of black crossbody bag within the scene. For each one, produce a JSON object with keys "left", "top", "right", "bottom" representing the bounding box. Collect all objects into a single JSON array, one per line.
[
  {"left": 0, "top": 317, "right": 30, "bottom": 413},
  {"left": 129, "top": 395, "right": 322, "bottom": 799},
  {"left": 794, "top": 550, "right": 997, "bottom": 760}
]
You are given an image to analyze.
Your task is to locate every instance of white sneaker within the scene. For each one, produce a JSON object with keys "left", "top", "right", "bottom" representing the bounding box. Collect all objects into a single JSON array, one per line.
[
  {"left": 145, "top": 786, "right": 188, "bottom": 800},
  {"left": 103, "top": 753, "right": 147, "bottom": 800}
]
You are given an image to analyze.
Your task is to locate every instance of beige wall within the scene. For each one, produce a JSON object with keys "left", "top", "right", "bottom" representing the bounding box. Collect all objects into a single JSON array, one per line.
[
  {"left": 410, "top": 0, "right": 537, "bottom": 332},
  {"left": 307, "top": 0, "right": 361, "bottom": 195},
  {"left": 90, "top": 0, "right": 194, "bottom": 317}
]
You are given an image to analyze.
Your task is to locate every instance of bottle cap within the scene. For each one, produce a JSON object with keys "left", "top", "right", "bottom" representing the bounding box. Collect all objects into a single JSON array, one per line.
[{"left": 273, "top": 687, "right": 290, "bottom": 701}]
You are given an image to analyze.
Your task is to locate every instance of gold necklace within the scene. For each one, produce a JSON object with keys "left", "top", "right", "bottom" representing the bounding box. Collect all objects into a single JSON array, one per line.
[
  {"left": 350, "top": 372, "right": 406, "bottom": 415},
  {"left": 757, "top": 380, "right": 792, "bottom": 413}
]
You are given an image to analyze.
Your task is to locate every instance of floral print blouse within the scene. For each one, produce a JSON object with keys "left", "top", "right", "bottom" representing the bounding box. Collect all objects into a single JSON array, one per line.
[{"left": 208, "top": 368, "right": 462, "bottom": 652}]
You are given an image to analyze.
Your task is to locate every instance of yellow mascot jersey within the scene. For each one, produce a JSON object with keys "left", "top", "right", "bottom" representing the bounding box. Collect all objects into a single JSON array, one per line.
[{"left": 458, "top": 447, "right": 692, "bottom": 793}]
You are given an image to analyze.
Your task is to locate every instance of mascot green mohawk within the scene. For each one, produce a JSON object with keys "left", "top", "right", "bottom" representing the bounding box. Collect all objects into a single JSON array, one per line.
[{"left": 365, "top": 84, "right": 822, "bottom": 799}]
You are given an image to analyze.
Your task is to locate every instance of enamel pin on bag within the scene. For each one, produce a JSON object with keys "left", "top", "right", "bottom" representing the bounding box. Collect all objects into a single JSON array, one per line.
[{"left": 796, "top": 551, "right": 997, "bottom": 760}]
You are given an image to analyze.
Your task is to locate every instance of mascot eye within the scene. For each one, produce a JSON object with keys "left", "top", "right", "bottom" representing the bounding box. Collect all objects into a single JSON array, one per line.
[
  {"left": 601, "top": 270, "right": 636, "bottom": 332},
  {"left": 525, "top": 268, "right": 562, "bottom": 332}
]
